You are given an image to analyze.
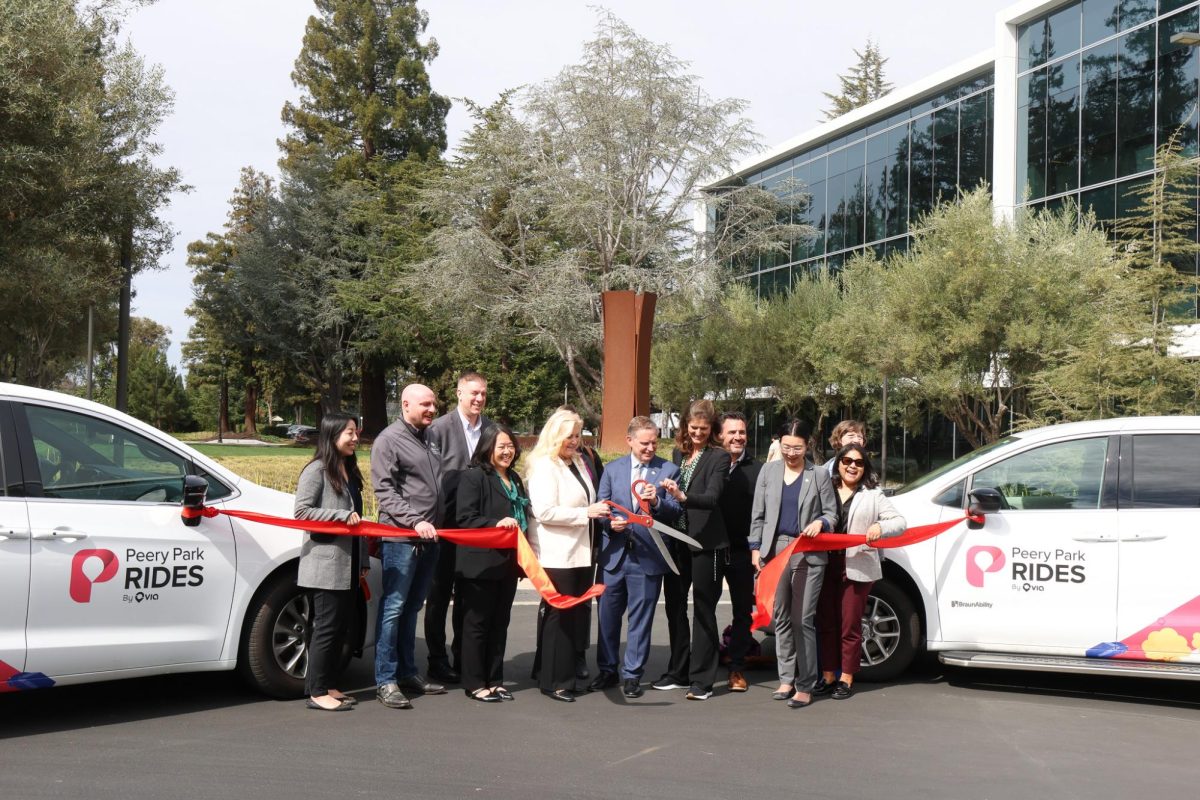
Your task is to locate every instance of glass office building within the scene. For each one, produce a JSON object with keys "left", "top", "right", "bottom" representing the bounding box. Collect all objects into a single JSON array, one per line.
[{"left": 717, "top": 0, "right": 1200, "bottom": 312}]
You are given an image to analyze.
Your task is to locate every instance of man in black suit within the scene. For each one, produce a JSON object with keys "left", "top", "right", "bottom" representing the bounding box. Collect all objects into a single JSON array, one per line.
[
  {"left": 717, "top": 411, "right": 762, "bottom": 693},
  {"left": 424, "top": 370, "right": 492, "bottom": 684}
]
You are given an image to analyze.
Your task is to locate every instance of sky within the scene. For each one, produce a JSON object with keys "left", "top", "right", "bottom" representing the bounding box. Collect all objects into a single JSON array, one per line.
[{"left": 121, "top": 0, "right": 1015, "bottom": 367}]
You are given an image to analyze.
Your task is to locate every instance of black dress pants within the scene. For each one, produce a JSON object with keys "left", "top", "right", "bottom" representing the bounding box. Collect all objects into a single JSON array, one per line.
[
  {"left": 458, "top": 574, "right": 518, "bottom": 692},
  {"left": 725, "top": 548, "right": 756, "bottom": 671},
  {"left": 305, "top": 588, "right": 353, "bottom": 697},
  {"left": 539, "top": 566, "right": 592, "bottom": 693},
  {"left": 424, "top": 541, "right": 463, "bottom": 669},
  {"left": 660, "top": 539, "right": 692, "bottom": 683},
  {"left": 688, "top": 548, "right": 727, "bottom": 692}
]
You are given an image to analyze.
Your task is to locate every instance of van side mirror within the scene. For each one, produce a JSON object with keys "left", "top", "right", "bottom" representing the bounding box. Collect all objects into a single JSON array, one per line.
[
  {"left": 181, "top": 475, "right": 209, "bottom": 527},
  {"left": 967, "top": 487, "right": 1003, "bottom": 529}
]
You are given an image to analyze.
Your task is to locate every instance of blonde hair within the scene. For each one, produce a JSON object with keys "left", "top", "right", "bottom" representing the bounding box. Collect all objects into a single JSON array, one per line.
[{"left": 525, "top": 409, "right": 583, "bottom": 471}]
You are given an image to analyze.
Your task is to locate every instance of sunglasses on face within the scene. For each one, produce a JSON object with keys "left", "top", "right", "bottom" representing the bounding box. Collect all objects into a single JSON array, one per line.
[{"left": 840, "top": 457, "right": 866, "bottom": 468}]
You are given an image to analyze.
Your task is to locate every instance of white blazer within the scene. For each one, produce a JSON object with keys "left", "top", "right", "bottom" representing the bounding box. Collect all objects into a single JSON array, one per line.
[
  {"left": 526, "top": 455, "right": 595, "bottom": 569},
  {"left": 841, "top": 487, "right": 906, "bottom": 582}
]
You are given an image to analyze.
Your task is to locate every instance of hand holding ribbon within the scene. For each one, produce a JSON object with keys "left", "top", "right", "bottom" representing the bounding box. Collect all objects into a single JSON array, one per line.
[{"left": 750, "top": 514, "right": 982, "bottom": 630}]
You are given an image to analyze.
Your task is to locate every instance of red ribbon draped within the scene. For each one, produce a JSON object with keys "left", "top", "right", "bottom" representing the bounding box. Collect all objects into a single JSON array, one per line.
[
  {"left": 183, "top": 506, "right": 603, "bottom": 609},
  {"left": 750, "top": 515, "right": 980, "bottom": 631}
]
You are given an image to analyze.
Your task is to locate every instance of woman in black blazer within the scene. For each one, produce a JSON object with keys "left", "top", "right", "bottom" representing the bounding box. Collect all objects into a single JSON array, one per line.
[
  {"left": 455, "top": 423, "right": 528, "bottom": 703},
  {"left": 661, "top": 399, "right": 729, "bottom": 701}
]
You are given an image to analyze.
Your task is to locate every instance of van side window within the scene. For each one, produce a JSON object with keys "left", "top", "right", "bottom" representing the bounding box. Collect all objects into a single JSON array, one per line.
[
  {"left": 971, "top": 438, "right": 1108, "bottom": 511},
  {"left": 24, "top": 405, "right": 187, "bottom": 503},
  {"left": 1129, "top": 434, "right": 1200, "bottom": 509},
  {"left": 933, "top": 480, "right": 964, "bottom": 508}
]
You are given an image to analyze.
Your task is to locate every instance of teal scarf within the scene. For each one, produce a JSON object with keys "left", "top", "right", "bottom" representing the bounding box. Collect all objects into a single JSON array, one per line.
[{"left": 498, "top": 472, "right": 529, "bottom": 533}]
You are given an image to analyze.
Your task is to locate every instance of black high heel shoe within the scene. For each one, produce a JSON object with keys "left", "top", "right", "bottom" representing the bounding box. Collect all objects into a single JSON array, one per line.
[
  {"left": 541, "top": 688, "right": 575, "bottom": 703},
  {"left": 466, "top": 688, "right": 502, "bottom": 703}
]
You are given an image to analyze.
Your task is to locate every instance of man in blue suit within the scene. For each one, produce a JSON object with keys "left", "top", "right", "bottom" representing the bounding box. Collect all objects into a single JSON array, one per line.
[{"left": 589, "top": 416, "right": 683, "bottom": 698}]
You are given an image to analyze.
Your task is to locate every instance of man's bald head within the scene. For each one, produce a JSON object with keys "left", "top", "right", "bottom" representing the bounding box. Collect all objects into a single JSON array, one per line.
[{"left": 401, "top": 383, "right": 437, "bottom": 429}]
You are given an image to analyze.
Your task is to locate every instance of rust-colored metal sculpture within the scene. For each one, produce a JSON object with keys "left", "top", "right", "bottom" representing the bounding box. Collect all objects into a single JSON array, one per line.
[{"left": 599, "top": 290, "right": 657, "bottom": 453}]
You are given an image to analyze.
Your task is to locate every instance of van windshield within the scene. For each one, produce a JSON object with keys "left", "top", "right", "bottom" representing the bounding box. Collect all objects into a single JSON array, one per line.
[{"left": 893, "top": 435, "right": 1020, "bottom": 496}]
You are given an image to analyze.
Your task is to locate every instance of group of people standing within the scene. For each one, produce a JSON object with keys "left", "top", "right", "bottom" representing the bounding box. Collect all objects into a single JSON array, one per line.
[{"left": 292, "top": 372, "right": 906, "bottom": 712}]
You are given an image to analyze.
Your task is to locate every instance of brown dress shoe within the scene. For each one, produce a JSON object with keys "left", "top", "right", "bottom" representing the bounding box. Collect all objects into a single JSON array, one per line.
[{"left": 728, "top": 670, "right": 748, "bottom": 692}]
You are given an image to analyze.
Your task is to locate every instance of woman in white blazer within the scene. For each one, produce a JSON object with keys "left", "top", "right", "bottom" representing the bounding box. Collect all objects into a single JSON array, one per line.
[
  {"left": 525, "top": 409, "right": 611, "bottom": 702},
  {"left": 815, "top": 444, "right": 905, "bottom": 700}
]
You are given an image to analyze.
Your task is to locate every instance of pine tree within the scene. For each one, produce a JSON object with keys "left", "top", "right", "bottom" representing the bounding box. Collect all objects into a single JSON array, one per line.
[
  {"left": 280, "top": 0, "right": 449, "bottom": 175},
  {"left": 279, "top": 0, "right": 450, "bottom": 434},
  {"left": 822, "top": 39, "right": 894, "bottom": 121}
]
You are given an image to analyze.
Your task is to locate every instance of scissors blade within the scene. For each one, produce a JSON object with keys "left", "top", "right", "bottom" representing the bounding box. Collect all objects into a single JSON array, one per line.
[
  {"left": 651, "top": 521, "right": 701, "bottom": 550},
  {"left": 644, "top": 525, "right": 679, "bottom": 575}
]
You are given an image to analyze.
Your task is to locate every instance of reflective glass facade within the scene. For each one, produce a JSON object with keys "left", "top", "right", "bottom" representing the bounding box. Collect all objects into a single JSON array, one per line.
[
  {"left": 725, "top": 0, "right": 1200, "bottom": 312},
  {"left": 1018, "top": 0, "right": 1200, "bottom": 298},
  {"left": 732, "top": 73, "right": 994, "bottom": 296}
]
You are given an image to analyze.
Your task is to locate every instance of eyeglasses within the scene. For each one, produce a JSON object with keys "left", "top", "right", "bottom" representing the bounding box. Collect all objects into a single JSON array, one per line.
[
  {"left": 839, "top": 457, "right": 866, "bottom": 468},
  {"left": 779, "top": 445, "right": 806, "bottom": 455}
]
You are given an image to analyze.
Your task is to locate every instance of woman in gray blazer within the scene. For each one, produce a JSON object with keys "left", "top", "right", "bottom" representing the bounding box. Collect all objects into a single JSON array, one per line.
[
  {"left": 816, "top": 444, "right": 905, "bottom": 700},
  {"left": 748, "top": 419, "right": 838, "bottom": 709},
  {"left": 295, "top": 413, "right": 369, "bottom": 711}
]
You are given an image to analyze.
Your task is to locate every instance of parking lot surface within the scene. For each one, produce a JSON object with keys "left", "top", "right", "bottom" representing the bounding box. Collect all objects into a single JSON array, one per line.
[{"left": 2, "top": 600, "right": 1197, "bottom": 800}]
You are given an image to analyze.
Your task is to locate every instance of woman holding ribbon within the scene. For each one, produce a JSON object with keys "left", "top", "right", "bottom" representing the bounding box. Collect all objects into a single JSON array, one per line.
[
  {"left": 748, "top": 418, "right": 838, "bottom": 709},
  {"left": 454, "top": 424, "right": 527, "bottom": 703},
  {"left": 525, "top": 409, "right": 611, "bottom": 702},
  {"left": 815, "top": 444, "right": 905, "bottom": 700},
  {"left": 294, "top": 413, "right": 368, "bottom": 711},
  {"left": 659, "top": 399, "right": 729, "bottom": 701}
]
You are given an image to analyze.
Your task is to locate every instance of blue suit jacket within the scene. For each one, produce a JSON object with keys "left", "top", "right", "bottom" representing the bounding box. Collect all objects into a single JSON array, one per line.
[{"left": 598, "top": 455, "right": 683, "bottom": 577}]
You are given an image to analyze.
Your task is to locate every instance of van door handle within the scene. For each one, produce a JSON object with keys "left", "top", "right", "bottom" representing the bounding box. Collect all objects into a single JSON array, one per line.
[
  {"left": 32, "top": 528, "right": 89, "bottom": 542},
  {"left": 1120, "top": 534, "right": 1166, "bottom": 542},
  {"left": 0, "top": 529, "right": 30, "bottom": 540},
  {"left": 1071, "top": 535, "right": 1117, "bottom": 543}
]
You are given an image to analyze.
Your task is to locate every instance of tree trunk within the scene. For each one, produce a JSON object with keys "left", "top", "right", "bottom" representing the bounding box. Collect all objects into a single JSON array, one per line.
[
  {"left": 359, "top": 358, "right": 389, "bottom": 437},
  {"left": 242, "top": 379, "right": 259, "bottom": 436},
  {"left": 218, "top": 374, "right": 230, "bottom": 435}
]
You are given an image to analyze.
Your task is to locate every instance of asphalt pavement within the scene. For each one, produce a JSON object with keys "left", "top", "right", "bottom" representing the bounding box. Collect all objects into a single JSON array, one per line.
[{"left": 2, "top": 600, "right": 1198, "bottom": 800}]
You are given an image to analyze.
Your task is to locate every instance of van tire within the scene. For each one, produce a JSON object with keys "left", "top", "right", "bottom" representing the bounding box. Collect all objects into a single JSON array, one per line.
[
  {"left": 857, "top": 578, "right": 920, "bottom": 682},
  {"left": 239, "top": 574, "right": 310, "bottom": 698}
]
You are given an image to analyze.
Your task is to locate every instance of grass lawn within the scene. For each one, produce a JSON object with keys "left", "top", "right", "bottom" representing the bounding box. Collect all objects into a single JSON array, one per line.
[{"left": 190, "top": 443, "right": 316, "bottom": 459}]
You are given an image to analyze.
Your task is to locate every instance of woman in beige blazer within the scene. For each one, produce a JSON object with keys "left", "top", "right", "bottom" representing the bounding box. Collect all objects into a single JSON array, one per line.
[
  {"left": 525, "top": 409, "right": 611, "bottom": 701},
  {"left": 815, "top": 444, "right": 905, "bottom": 700}
]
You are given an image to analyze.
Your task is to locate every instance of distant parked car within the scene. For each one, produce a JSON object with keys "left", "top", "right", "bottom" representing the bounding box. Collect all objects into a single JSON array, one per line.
[{"left": 292, "top": 426, "right": 318, "bottom": 444}]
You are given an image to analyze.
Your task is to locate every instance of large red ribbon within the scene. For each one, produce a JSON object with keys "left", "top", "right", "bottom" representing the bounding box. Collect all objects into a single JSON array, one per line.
[
  {"left": 184, "top": 506, "right": 604, "bottom": 610},
  {"left": 750, "top": 515, "right": 980, "bottom": 630}
]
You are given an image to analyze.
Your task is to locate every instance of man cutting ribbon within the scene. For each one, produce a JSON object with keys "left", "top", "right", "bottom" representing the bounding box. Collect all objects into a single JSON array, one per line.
[{"left": 591, "top": 416, "right": 683, "bottom": 699}]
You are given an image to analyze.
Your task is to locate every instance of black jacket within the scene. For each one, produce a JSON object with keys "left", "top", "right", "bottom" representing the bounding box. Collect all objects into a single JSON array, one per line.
[
  {"left": 671, "top": 446, "right": 729, "bottom": 552},
  {"left": 719, "top": 451, "right": 762, "bottom": 551},
  {"left": 454, "top": 465, "right": 523, "bottom": 580}
]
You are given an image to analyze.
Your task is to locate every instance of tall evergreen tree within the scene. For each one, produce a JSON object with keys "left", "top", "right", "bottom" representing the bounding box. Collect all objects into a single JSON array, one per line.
[
  {"left": 822, "top": 39, "right": 894, "bottom": 121},
  {"left": 279, "top": 0, "right": 450, "bottom": 434},
  {"left": 185, "top": 168, "right": 275, "bottom": 435}
]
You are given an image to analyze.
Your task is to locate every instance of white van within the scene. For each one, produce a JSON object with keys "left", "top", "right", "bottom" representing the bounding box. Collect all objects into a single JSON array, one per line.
[
  {"left": 856, "top": 417, "right": 1200, "bottom": 683},
  {"left": 0, "top": 383, "right": 377, "bottom": 696}
]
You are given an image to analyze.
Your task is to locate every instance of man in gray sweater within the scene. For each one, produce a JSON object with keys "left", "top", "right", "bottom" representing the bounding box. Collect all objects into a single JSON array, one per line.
[{"left": 371, "top": 383, "right": 448, "bottom": 709}]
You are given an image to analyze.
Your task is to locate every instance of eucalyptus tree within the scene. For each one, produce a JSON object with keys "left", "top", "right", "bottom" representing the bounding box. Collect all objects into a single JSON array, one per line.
[
  {"left": 417, "top": 13, "right": 803, "bottom": 420},
  {"left": 0, "top": 0, "right": 182, "bottom": 387}
]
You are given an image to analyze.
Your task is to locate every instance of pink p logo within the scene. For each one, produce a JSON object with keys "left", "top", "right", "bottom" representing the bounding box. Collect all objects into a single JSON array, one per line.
[
  {"left": 966, "top": 545, "right": 1005, "bottom": 587},
  {"left": 70, "top": 549, "right": 119, "bottom": 603}
]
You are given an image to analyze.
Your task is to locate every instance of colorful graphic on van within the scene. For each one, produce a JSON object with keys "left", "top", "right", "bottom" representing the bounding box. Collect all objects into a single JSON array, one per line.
[
  {"left": 1088, "top": 594, "right": 1200, "bottom": 662},
  {"left": 0, "top": 659, "right": 55, "bottom": 692}
]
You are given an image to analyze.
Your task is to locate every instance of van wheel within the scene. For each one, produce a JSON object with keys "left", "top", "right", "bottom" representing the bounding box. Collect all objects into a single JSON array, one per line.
[
  {"left": 239, "top": 575, "right": 310, "bottom": 698},
  {"left": 856, "top": 578, "right": 919, "bottom": 682}
]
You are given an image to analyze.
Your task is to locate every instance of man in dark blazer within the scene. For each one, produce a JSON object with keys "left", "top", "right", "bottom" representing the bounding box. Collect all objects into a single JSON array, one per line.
[
  {"left": 424, "top": 370, "right": 492, "bottom": 684},
  {"left": 590, "top": 416, "right": 682, "bottom": 698},
  {"left": 716, "top": 411, "right": 762, "bottom": 693}
]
